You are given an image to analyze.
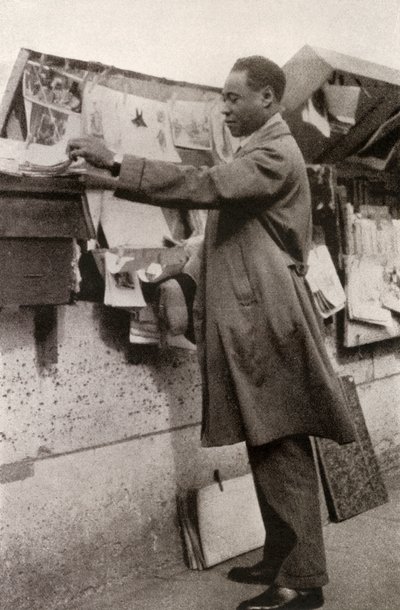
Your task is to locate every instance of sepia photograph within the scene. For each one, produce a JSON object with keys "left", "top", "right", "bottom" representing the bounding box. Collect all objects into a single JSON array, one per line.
[{"left": 0, "top": 1, "right": 399, "bottom": 609}]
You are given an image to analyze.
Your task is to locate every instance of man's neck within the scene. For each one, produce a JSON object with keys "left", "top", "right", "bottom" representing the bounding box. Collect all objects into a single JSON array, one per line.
[{"left": 240, "top": 112, "right": 282, "bottom": 147}]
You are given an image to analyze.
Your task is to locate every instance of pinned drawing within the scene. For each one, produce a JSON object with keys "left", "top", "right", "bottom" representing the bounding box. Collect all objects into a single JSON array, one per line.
[
  {"left": 82, "top": 84, "right": 121, "bottom": 152},
  {"left": 82, "top": 83, "right": 180, "bottom": 162},
  {"left": 90, "top": 102, "right": 105, "bottom": 138},
  {"left": 169, "top": 100, "right": 212, "bottom": 150}
]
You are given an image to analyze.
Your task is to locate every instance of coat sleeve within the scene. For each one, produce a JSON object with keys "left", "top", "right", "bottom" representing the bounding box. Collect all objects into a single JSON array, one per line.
[{"left": 115, "top": 144, "right": 292, "bottom": 210}]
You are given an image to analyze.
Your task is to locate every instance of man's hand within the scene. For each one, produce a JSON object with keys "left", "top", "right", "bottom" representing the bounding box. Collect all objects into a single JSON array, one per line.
[{"left": 66, "top": 136, "right": 115, "bottom": 169}]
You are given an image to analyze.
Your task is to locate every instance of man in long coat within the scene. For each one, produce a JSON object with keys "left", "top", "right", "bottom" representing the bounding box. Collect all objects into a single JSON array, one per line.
[{"left": 68, "top": 56, "right": 354, "bottom": 610}]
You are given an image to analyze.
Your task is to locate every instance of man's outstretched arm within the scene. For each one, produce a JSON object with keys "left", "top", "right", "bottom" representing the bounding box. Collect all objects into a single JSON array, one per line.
[{"left": 67, "top": 136, "right": 290, "bottom": 210}]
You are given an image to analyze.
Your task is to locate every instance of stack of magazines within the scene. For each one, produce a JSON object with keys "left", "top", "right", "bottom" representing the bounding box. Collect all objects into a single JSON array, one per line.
[
  {"left": 18, "top": 157, "right": 74, "bottom": 177},
  {"left": 0, "top": 137, "right": 84, "bottom": 177}
]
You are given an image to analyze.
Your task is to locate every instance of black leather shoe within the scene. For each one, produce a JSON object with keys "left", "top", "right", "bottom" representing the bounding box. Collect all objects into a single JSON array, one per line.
[
  {"left": 227, "top": 561, "right": 276, "bottom": 585},
  {"left": 237, "top": 584, "right": 324, "bottom": 609}
]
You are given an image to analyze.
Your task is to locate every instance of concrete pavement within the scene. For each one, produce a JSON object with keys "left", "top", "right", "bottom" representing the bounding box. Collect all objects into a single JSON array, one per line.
[{"left": 71, "top": 475, "right": 400, "bottom": 610}]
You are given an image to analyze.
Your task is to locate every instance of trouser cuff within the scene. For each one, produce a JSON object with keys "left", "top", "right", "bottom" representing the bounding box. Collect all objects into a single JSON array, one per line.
[{"left": 274, "top": 572, "right": 329, "bottom": 589}]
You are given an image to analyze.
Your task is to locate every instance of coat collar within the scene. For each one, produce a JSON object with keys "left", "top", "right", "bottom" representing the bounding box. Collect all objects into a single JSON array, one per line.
[{"left": 235, "top": 113, "right": 292, "bottom": 157}]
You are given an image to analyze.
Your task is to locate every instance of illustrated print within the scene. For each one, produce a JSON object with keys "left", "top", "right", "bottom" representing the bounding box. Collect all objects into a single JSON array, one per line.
[
  {"left": 82, "top": 84, "right": 181, "bottom": 161},
  {"left": 90, "top": 102, "right": 104, "bottom": 138},
  {"left": 28, "top": 103, "right": 69, "bottom": 145},
  {"left": 170, "top": 100, "right": 212, "bottom": 150},
  {"left": 23, "top": 61, "right": 83, "bottom": 113}
]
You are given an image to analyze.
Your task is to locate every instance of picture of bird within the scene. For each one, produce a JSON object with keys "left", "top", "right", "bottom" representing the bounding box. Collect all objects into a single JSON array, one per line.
[{"left": 131, "top": 108, "right": 147, "bottom": 127}]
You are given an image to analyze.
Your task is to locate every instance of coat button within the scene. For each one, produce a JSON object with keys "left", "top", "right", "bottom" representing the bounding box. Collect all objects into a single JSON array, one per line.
[{"left": 295, "top": 263, "right": 308, "bottom": 276}]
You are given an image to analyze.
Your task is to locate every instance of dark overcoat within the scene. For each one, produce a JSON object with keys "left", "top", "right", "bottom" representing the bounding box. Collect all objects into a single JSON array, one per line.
[{"left": 116, "top": 115, "right": 355, "bottom": 448}]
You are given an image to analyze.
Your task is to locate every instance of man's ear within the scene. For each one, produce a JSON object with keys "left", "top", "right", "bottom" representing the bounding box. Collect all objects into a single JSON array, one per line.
[{"left": 261, "top": 85, "right": 274, "bottom": 108}]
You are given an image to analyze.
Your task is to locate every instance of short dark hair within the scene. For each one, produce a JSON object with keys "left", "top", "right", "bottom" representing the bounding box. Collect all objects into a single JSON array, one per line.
[{"left": 232, "top": 56, "right": 286, "bottom": 101}]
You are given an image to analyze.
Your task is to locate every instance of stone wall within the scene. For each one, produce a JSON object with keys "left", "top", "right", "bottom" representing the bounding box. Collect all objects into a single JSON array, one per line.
[{"left": 0, "top": 302, "right": 399, "bottom": 609}]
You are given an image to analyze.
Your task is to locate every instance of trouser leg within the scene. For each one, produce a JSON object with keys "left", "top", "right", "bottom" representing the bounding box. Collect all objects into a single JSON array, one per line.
[{"left": 247, "top": 435, "right": 328, "bottom": 589}]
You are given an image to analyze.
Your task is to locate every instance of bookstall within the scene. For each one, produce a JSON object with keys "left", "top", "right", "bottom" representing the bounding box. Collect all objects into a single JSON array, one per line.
[
  {"left": 0, "top": 46, "right": 399, "bottom": 609},
  {"left": 283, "top": 45, "right": 400, "bottom": 348}
]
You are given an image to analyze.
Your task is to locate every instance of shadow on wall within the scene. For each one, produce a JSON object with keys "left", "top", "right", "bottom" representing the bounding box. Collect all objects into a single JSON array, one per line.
[{"left": 93, "top": 302, "right": 251, "bottom": 549}]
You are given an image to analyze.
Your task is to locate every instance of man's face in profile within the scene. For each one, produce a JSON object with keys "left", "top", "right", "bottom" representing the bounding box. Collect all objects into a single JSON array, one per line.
[{"left": 222, "top": 70, "right": 269, "bottom": 138}]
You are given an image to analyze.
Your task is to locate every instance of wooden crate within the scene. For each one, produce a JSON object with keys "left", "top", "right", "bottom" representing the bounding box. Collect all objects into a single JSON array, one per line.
[{"left": 0, "top": 175, "right": 94, "bottom": 305}]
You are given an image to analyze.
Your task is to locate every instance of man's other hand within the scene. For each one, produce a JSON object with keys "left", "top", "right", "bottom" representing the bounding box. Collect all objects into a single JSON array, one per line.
[{"left": 66, "top": 136, "right": 115, "bottom": 169}]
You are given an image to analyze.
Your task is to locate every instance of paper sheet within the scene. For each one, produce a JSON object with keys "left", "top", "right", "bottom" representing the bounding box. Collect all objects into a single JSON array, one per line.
[
  {"left": 301, "top": 97, "right": 331, "bottom": 138},
  {"left": 104, "top": 251, "right": 146, "bottom": 308},
  {"left": 306, "top": 245, "right": 346, "bottom": 317},
  {"left": 323, "top": 84, "right": 360, "bottom": 126},
  {"left": 169, "top": 99, "right": 212, "bottom": 150},
  {"left": 100, "top": 191, "right": 173, "bottom": 248},
  {"left": 82, "top": 83, "right": 181, "bottom": 162},
  {"left": 346, "top": 256, "right": 394, "bottom": 327}
]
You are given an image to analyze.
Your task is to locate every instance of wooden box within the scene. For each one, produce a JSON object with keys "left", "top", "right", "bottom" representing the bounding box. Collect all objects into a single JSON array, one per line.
[{"left": 0, "top": 175, "right": 94, "bottom": 306}]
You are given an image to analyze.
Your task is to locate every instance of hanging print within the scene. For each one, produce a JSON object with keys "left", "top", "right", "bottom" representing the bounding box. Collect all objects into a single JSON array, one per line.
[{"left": 82, "top": 83, "right": 181, "bottom": 162}]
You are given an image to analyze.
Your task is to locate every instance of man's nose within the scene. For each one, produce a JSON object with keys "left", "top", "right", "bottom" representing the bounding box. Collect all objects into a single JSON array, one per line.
[{"left": 221, "top": 102, "right": 230, "bottom": 116}]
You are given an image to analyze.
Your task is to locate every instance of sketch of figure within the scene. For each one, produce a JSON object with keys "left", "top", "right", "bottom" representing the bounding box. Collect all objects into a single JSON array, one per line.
[
  {"left": 157, "top": 110, "right": 166, "bottom": 124},
  {"left": 157, "top": 129, "right": 167, "bottom": 152},
  {"left": 187, "top": 118, "right": 200, "bottom": 140},
  {"left": 172, "top": 118, "right": 182, "bottom": 139},
  {"left": 90, "top": 102, "right": 104, "bottom": 138}
]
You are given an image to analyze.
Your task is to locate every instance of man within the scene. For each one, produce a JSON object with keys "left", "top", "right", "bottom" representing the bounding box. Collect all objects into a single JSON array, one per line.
[{"left": 68, "top": 56, "right": 354, "bottom": 610}]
